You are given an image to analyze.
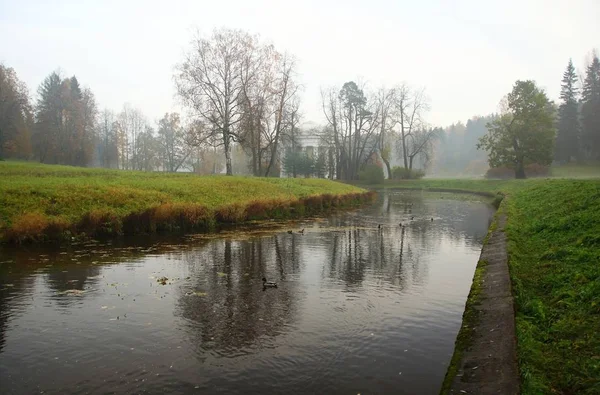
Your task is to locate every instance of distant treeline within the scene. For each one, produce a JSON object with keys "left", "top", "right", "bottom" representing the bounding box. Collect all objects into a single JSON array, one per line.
[
  {"left": 1, "top": 38, "right": 598, "bottom": 178},
  {"left": 431, "top": 51, "right": 600, "bottom": 176}
]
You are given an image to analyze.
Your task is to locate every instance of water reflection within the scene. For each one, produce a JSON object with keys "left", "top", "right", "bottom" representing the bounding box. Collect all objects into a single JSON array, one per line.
[
  {"left": 175, "top": 238, "right": 299, "bottom": 356},
  {"left": 0, "top": 191, "right": 494, "bottom": 395}
]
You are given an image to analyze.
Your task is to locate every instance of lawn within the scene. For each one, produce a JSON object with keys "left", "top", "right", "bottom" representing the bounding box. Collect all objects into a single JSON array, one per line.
[
  {"left": 0, "top": 161, "right": 368, "bottom": 242},
  {"left": 365, "top": 177, "right": 600, "bottom": 394}
]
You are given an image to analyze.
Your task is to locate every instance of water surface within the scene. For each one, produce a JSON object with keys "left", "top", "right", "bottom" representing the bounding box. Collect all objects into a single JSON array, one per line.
[{"left": 0, "top": 191, "right": 494, "bottom": 394}]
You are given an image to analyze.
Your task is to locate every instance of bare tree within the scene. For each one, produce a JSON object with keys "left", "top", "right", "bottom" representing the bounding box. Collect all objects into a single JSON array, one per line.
[
  {"left": 404, "top": 127, "right": 442, "bottom": 170},
  {"left": 98, "top": 109, "right": 118, "bottom": 168},
  {"left": 393, "top": 84, "right": 429, "bottom": 169},
  {"left": 115, "top": 104, "right": 146, "bottom": 170},
  {"left": 376, "top": 87, "right": 397, "bottom": 178},
  {"left": 176, "top": 28, "right": 257, "bottom": 175},
  {"left": 264, "top": 54, "right": 299, "bottom": 176}
]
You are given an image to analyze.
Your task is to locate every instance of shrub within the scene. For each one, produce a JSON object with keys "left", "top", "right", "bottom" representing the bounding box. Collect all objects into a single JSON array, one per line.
[
  {"left": 484, "top": 166, "right": 514, "bottom": 179},
  {"left": 525, "top": 163, "right": 550, "bottom": 178},
  {"left": 358, "top": 164, "right": 384, "bottom": 184},
  {"left": 391, "top": 166, "right": 425, "bottom": 180}
]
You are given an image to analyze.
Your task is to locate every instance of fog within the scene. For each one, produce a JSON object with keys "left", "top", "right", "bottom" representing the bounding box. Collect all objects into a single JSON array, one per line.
[{"left": 1, "top": 0, "right": 599, "bottom": 178}]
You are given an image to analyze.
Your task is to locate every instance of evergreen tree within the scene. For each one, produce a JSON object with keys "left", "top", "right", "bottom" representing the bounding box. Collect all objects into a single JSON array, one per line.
[
  {"left": 581, "top": 53, "right": 600, "bottom": 160},
  {"left": 33, "top": 72, "right": 97, "bottom": 165},
  {"left": 555, "top": 59, "right": 580, "bottom": 162}
]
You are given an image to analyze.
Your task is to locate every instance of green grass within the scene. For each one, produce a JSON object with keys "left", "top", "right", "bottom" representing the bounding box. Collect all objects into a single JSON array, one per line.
[
  {"left": 505, "top": 180, "right": 600, "bottom": 394},
  {"left": 0, "top": 161, "right": 367, "bottom": 241},
  {"left": 361, "top": 177, "right": 600, "bottom": 394}
]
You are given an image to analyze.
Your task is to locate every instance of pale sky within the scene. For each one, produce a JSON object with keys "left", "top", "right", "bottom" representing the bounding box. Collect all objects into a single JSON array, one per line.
[{"left": 1, "top": 0, "right": 599, "bottom": 127}]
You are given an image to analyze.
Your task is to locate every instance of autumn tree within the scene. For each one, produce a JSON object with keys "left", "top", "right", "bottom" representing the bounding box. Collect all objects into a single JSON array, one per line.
[
  {"left": 478, "top": 80, "right": 555, "bottom": 179},
  {"left": 0, "top": 64, "right": 33, "bottom": 159},
  {"left": 581, "top": 53, "right": 600, "bottom": 159},
  {"left": 156, "top": 112, "right": 195, "bottom": 172}
]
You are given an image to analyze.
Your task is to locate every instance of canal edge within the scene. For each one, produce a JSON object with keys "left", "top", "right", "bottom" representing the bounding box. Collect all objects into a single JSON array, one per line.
[{"left": 440, "top": 203, "right": 520, "bottom": 394}]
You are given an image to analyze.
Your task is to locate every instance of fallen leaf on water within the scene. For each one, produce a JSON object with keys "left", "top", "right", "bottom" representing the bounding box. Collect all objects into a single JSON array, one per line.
[
  {"left": 217, "top": 272, "right": 227, "bottom": 277},
  {"left": 101, "top": 306, "right": 108, "bottom": 309}
]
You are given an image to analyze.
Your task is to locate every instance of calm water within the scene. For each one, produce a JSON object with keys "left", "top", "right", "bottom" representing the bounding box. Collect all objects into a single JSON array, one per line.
[{"left": 0, "top": 191, "right": 494, "bottom": 395}]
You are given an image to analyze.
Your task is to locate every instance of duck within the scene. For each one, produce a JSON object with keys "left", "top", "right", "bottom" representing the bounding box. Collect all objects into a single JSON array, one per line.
[
  {"left": 299, "top": 228, "right": 305, "bottom": 234},
  {"left": 262, "top": 277, "right": 278, "bottom": 288},
  {"left": 287, "top": 230, "right": 293, "bottom": 234},
  {"left": 378, "top": 224, "right": 382, "bottom": 229},
  {"left": 431, "top": 217, "right": 434, "bottom": 221},
  {"left": 411, "top": 216, "right": 414, "bottom": 220},
  {"left": 399, "top": 223, "right": 403, "bottom": 227}
]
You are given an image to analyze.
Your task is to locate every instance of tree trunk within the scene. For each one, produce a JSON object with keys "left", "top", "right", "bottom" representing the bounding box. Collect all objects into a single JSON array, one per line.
[
  {"left": 515, "top": 159, "right": 526, "bottom": 179},
  {"left": 383, "top": 159, "right": 391, "bottom": 180},
  {"left": 223, "top": 130, "right": 232, "bottom": 175}
]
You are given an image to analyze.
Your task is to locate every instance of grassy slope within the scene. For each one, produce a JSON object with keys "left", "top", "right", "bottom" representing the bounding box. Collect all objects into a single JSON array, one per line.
[
  {"left": 0, "top": 161, "right": 365, "bottom": 236},
  {"left": 362, "top": 178, "right": 600, "bottom": 394}
]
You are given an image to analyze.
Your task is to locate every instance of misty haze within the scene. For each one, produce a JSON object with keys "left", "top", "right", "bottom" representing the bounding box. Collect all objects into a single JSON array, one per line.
[{"left": 1, "top": 1, "right": 599, "bottom": 394}]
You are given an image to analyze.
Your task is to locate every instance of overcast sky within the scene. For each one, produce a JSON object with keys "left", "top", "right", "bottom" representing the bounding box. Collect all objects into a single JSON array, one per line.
[{"left": 1, "top": 0, "right": 599, "bottom": 127}]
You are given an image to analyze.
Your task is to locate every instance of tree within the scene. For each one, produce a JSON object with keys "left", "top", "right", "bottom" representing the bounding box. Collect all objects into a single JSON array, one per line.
[
  {"left": 404, "top": 127, "right": 441, "bottom": 170},
  {"left": 176, "top": 28, "right": 257, "bottom": 175},
  {"left": 375, "top": 87, "right": 396, "bottom": 178},
  {"left": 0, "top": 64, "right": 32, "bottom": 159},
  {"left": 393, "top": 84, "right": 429, "bottom": 170},
  {"left": 321, "top": 81, "right": 381, "bottom": 180},
  {"left": 555, "top": 59, "right": 580, "bottom": 162},
  {"left": 97, "top": 109, "right": 118, "bottom": 168},
  {"left": 156, "top": 112, "right": 194, "bottom": 172},
  {"left": 581, "top": 53, "right": 600, "bottom": 160},
  {"left": 477, "top": 80, "right": 555, "bottom": 179},
  {"left": 33, "top": 72, "right": 97, "bottom": 166},
  {"left": 115, "top": 104, "right": 146, "bottom": 170}
]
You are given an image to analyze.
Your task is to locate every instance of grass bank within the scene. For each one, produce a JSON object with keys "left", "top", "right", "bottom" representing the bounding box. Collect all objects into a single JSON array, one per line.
[
  {"left": 0, "top": 161, "right": 372, "bottom": 243},
  {"left": 359, "top": 177, "right": 600, "bottom": 394}
]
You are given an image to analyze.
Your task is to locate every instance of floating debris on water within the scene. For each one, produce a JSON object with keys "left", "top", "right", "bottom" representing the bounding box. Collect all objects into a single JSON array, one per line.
[{"left": 157, "top": 277, "right": 169, "bottom": 285}]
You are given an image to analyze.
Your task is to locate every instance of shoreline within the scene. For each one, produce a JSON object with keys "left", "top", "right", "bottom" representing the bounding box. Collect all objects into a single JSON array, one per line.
[
  {"left": 440, "top": 206, "right": 520, "bottom": 394},
  {"left": 2, "top": 191, "right": 376, "bottom": 244}
]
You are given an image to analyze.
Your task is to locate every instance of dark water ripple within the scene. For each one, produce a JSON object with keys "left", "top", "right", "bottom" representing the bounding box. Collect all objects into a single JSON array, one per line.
[{"left": 0, "top": 191, "right": 494, "bottom": 394}]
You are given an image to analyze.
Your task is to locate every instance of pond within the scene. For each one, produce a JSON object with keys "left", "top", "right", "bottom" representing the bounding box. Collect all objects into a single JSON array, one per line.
[{"left": 0, "top": 191, "right": 495, "bottom": 395}]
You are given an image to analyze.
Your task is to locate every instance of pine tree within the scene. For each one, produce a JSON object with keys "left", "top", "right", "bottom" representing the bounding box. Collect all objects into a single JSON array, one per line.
[
  {"left": 581, "top": 53, "right": 600, "bottom": 160},
  {"left": 555, "top": 59, "right": 580, "bottom": 162}
]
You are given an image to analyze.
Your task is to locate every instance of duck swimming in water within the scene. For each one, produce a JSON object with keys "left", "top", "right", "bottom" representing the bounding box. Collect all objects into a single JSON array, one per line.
[
  {"left": 262, "top": 277, "right": 277, "bottom": 288},
  {"left": 299, "top": 228, "right": 305, "bottom": 234},
  {"left": 287, "top": 230, "right": 293, "bottom": 234}
]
